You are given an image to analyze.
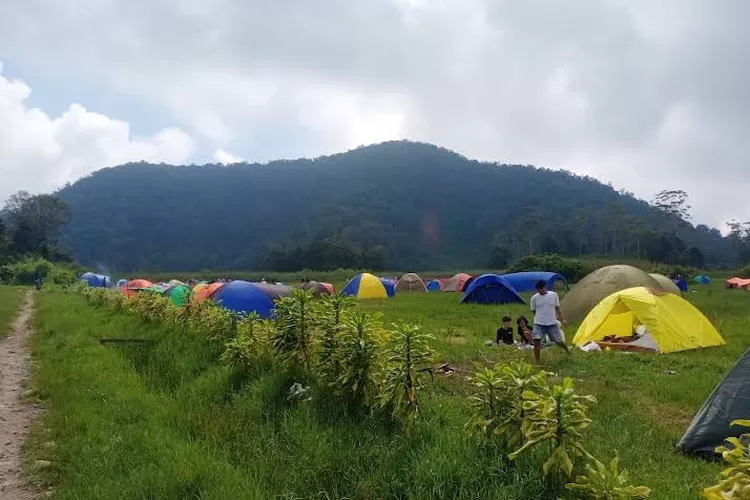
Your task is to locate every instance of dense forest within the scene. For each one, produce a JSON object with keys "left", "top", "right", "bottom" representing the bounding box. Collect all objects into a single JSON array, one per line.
[{"left": 55, "top": 141, "right": 738, "bottom": 272}]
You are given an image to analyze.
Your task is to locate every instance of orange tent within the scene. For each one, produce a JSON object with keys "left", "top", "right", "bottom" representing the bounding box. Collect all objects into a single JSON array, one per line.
[
  {"left": 442, "top": 273, "right": 474, "bottom": 292},
  {"left": 726, "top": 277, "right": 750, "bottom": 290},
  {"left": 192, "top": 282, "right": 226, "bottom": 302},
  {"left": 120, "top": 279, "right": 154, "bottom": 297}
]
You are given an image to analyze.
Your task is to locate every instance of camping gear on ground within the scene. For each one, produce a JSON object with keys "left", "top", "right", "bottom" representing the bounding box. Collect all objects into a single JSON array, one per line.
[
  {"left": 379, "top": 278, "right": 397, "bottom": 297},
  {"left": 648, "top": 273, "right": 683, "bottom": 295},
  {"left": 460, "top": 274, "right": 525, "bottom": 305},
  {"left": 162, "top": 284, "right": 191, "bottom": 307},
  {"left": 342, "top": 273, "right": 388, "bottom": 299},
  {"left": 426, "top": 279, "right": 444, "bottom": 292},
  {"left": 500, "top": 272, "right": 568, "bottom": 293},
  {"left": 561, "top": 265, "right": 661, "bottom": 324},
  {"left": 302, "top": 281, "right": 335, "bottom": 296},
  {"left": 396, "top": 273, "right": 428, "bottom": 293},
  {"left": 694, "top": 275, "right": 712, "bottom": 285},
  {"left": 572, "top": 287, "right": 724, "bottom": 354},
  {"left": 120, "top": 279, "right": 154, "bottom": 297},
  {"left": 80, "top": 272, "right": 110, "bottom": 288},
  {"left": 677, "top": 348, "right": 750, "bottom": 458},
  {"left": 442, "top": 273, "right": 474, "bottom": 292}
]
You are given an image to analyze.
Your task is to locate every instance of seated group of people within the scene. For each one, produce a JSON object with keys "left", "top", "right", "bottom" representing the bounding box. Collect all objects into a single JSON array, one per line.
[{"left": 496, "top": 315, "right": 534, "bottom": 346}]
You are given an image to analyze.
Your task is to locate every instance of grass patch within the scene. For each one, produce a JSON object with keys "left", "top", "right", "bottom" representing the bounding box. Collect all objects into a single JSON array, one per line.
[
  {"left": 0, "top": 285, "right": 25, "bottom": 337},
  {"left": 27, "top": 282, "right": 745, "bottom": 498}
]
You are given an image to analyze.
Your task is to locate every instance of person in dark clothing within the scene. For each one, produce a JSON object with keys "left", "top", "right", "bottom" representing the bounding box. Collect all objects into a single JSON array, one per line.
[
  {"left": 516, "top": 316, "right": 533, "bottom": 344},
  {"left": 496, "top": 316, "right": 514, "bottom": 345}
]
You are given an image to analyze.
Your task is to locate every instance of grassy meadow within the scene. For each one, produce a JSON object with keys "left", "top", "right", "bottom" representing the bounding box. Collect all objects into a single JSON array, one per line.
[
  {"left": 20, "top": 280, "right": 749, "bottom": 499},
  {"left": 0, "top": 285, "right": 25, "bottom": 337}
]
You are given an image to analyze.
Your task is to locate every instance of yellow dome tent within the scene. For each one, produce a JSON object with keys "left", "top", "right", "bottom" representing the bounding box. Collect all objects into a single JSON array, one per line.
[
  {"left": 342, "top": 273, "right": 388, "bottom": 299},
  {"left": 572, "top": 287, "right": 724, "bottom": 354}
]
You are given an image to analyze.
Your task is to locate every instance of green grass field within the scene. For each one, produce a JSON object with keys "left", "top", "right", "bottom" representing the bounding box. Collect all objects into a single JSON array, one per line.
[
  {"left": 0, "top": 285, "right": 25, "bottom": 337},
  {"left": 23, "top": 282, "right": 749, "bottom": 499}
]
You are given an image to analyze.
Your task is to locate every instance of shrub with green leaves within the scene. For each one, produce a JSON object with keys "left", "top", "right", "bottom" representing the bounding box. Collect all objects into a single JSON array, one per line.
[
  {"left": 379, "top": 322, "right": 434, "bottom": 425},
  {"left": 467, "top": 362, "right": 550, "bottom": 450},
  {"left": 565, "top": 455, "right": 651, "bottom": 499},
  {"left": 509, "top": 378, "right": 596, "bottom": 477},
  {"left": 335, "top": 310, "right": 383, "bottom": 410},
  {"left": 317, "top": 294, "right": 354, "bottom": 385},
  {"left": 222, "top": 312, "right": 272, "bottom": 368},
  {"left": 702, "top": 419, "right": 750, "bottom": 499},
  {"left": 271, "top": 289, "right": 320, "bottom": 374}
]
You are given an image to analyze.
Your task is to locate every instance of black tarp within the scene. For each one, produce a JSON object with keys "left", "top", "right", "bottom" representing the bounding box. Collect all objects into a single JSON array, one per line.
[{"left": 677, "top": 348, "right": 750, "bottom": 458}]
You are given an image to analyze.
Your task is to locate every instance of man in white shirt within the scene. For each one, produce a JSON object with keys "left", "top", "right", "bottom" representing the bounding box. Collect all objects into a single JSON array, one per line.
[{"left": 530, "top": 280, "right": 569, "bottom": 363}]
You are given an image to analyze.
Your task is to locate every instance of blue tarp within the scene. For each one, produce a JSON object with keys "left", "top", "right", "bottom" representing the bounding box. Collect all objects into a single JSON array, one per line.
[
  {"left": 211, "top": 280, "right": 275, "bottom": 318},
  {"left": 80, "top": 272, "right": 110, "bottom": 288},
  {"left": 675, "top": 277, "right": 689, "bottom": 292},
  {"left": 500, "top": 272, "right": 568, "bottom": 293},
  {"left": 461, "top": 274, "right": 525, "bottom": 305}
]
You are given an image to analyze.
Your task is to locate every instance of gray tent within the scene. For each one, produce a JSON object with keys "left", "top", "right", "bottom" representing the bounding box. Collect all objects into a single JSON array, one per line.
[{"left": 677, "top": 348, "right": 750, "bottom": 457}]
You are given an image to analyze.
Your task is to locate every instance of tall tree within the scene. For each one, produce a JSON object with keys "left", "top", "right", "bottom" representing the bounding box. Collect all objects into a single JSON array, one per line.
[
  {"left": 4, "top": 191, "right": 71, "bottom": 256},
  {"left": 652, "top": 190, "right": 691, "bottom": 236}
]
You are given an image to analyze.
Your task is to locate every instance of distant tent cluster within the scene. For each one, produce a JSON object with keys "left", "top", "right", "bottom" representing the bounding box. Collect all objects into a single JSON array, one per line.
[{"left": 726, "top": 277, "right": 750, "bottom": 290}]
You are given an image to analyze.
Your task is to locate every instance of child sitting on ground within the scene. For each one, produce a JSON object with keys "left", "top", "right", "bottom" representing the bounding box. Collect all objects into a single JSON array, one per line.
[
  {"left": 516, "top": 316, "right": 533, "bottom": 345},
  {"left": 496, "top": 316, "right": 515, "bottom": 345}
]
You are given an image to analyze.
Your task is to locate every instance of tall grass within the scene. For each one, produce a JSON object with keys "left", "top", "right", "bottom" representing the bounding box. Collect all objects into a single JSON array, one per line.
[
  {"left": 27, "top": 281, "right": 746, "bottom": 498},
  {"left": 0, "top": 285, "right": 25, "bottom": 337}
]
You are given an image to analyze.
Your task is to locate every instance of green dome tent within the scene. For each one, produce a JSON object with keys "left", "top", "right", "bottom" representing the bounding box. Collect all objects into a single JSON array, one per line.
[
  {"left": 560, "top": 265, "right": 661, "bottom": 324},
  {"left": 163, "top": 284, "right": 191, "bottom": 306}
]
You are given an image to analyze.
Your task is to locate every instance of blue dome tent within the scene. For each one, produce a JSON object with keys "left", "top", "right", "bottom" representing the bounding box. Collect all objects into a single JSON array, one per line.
[
  {"left": 694, "top": 275, "right": 712, "bottom": 285},
  {"left": 379, "top": 278, "right": 397, "bottom": 297},
  {"left": 426, "top": 279, "right": 444, "bottom": 292},
  {"left": 116, "top": 278, "right": 129, "bottom": 288},
  {"left": 500, "top": 272, "right": 568, "bottom": 293},
  {"left": 461, "top": 274, "right": 525, "bottom": 305},
  {"left": 80, "top": 272, "right": 110, "bottom": 288},
  {"left": 211, "top": 280, "right": 276, "bottom": 318}
]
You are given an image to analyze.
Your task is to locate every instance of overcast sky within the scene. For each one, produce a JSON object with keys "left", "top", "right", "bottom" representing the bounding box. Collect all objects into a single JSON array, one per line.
[{"left": 0, "top": 0, "right": 747, "bottom": 230}]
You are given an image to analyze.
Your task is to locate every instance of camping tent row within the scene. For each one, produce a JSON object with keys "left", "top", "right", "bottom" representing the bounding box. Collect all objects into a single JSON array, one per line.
[{"left": 426, "top": 271, "right": 567, "bottom": 294}]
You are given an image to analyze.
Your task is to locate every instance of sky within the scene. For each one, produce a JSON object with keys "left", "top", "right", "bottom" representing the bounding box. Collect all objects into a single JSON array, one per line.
[{"left": 0, "top": 0, "right": 748, "bottom": 231}]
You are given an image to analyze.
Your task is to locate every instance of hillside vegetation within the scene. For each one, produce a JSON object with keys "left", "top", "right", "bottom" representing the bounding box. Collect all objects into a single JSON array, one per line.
[{"left": 57, "top": 141, "right": 733, "bottom": 272}]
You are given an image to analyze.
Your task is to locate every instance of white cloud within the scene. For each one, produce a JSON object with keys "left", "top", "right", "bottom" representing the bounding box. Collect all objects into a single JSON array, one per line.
[
  {"left": 0, "top": 63, "right": 195, "bottom": 202},
  {"left": 213, "top": 149, "right": 243, "bottom": 164}
]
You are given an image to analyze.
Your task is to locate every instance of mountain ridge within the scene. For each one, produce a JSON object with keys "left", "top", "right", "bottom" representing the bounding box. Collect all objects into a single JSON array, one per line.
[{"left": 57, "top": 140, "right": 733, "bottom": 271}]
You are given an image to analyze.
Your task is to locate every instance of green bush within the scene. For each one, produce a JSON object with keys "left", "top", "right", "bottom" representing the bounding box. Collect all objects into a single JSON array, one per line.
[
  {"left": 0, "top": 257, "right": 56, "bottom": 284},
  {"left": 508, "top": 254, "right": 594, "bottom": 283}
]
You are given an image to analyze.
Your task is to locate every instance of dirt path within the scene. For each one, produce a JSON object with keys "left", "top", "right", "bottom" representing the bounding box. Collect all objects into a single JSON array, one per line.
[{"left": 0, "top": 291, "right": 37, "bottom": 499}]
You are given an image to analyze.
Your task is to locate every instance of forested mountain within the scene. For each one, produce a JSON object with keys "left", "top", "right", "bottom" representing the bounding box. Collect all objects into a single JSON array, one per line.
[{"left": 57, "top": 141, "right": 733, "bottom": 272}]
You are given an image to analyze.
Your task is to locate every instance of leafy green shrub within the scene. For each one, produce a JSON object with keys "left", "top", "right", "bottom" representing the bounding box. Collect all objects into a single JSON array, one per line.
[
  {"left": 335, "top": 310, "right": 383, "bottom": 410},
  {"left": 565, "top": 455, "right": 651, "bottom": 499},
  {"left": 379, "top": 322, "right": 434, "bottom": 425},
  {"left": 467, "top": 362, "right": 550, "bottom": 451},
  {"left": 702, "top": 420, "right": 750, "bottom": 499},
  {"left": 735, "top": 265, "right": 750, "bottom": 279},
  {"left": 0, "top": 256, "right": 55, "bottom": 284},
  {"left": 271, "top": 289, "right": 320, "bottom": 374},
  {"left": 317, "top": 294, "right": 355, "bottom": 385},
  {"left": 222, "top": 313, "right": 272, "bottom": 368},
  {"left": 509, "top": 378, "right": 596, "bottom": 477},
  {"left": 508, "top": 254, "right": 594, "bottom": 283}
]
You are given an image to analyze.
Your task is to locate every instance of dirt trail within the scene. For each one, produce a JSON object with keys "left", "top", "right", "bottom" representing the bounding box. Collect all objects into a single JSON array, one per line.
[{"left": 0, "top": 291, "right": 38, "bottom": 499}]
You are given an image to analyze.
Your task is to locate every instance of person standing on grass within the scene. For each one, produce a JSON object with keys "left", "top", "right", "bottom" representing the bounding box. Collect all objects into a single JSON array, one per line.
[{"left": 530, "top": 280, "right": 569, "bottom": 362}]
